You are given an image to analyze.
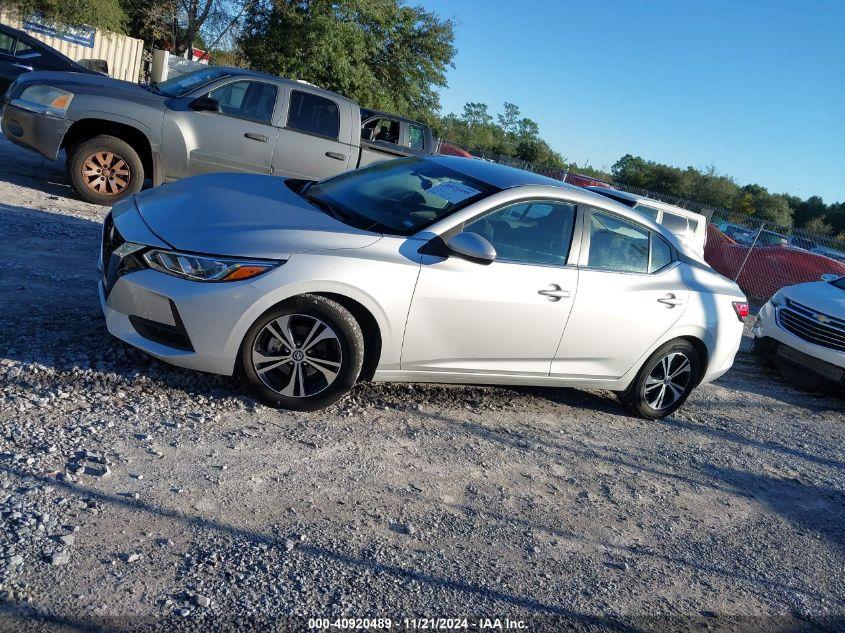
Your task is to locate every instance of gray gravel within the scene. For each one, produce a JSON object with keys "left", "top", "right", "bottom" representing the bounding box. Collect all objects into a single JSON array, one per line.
[{"left": 0, "top": 134, "right": 844, "bottom": 632}]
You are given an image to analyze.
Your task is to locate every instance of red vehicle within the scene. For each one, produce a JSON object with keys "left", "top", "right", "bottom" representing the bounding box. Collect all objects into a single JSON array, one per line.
[
  {"left": 437, "top": 141, "right": 473, "bottom": 158},
  {"left": 564, "top": 172, "right": 611, "bottom": 189},
  {"left": 705, "top": 225, "right": 845, "bottom": 301}
]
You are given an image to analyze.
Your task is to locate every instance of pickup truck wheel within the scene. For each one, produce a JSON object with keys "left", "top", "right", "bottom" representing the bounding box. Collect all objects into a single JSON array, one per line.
[{"left": 68, "top": 135, "right": 143, "bottom": 205}]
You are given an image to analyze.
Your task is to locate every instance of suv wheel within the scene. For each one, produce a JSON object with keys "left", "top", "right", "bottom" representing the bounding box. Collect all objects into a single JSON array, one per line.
[
  {"left": 240, "top": 295, "right": 364, "bottom": 411},
  {"left": 68, "top": 135, "right": 144, "bottom": 205},
  {"left": 618, "top": 339, "right": 701, "bottom": 419}
]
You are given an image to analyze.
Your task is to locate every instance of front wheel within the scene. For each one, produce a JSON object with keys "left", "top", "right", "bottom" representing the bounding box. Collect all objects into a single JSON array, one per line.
[
  {"left": 618, "top": 339, "right": 701, "bottom": 419},
  {"left": 239, "top": 295, "right": 364, "bottom": 411},
  {"left": 68, "top": 135, "right": 144, "bottom": 205}
]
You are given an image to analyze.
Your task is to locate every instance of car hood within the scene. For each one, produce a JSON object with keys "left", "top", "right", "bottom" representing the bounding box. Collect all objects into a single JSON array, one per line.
[
  {"left": 783, "top": 281, "right": 845, "bottom": 317},
  {"left": 133, "top": 173, "right": 382, "bottom": 259},
  {"left": 13, "top": 70, "right": 161, "bottom": 101}
]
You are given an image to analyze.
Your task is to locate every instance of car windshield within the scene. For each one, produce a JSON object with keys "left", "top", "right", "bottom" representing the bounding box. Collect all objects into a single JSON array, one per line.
[
  {"left": 155, "top": 68, "right": 230, "bottom": 97},
  {"left": 303, "top": 158, "right": 499, "bottom": 235}
]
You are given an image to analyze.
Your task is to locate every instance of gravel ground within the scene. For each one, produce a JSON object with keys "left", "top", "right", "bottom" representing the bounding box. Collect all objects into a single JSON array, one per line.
[{"left": 0, "top": 134, "right": 843, "bottom": 632}]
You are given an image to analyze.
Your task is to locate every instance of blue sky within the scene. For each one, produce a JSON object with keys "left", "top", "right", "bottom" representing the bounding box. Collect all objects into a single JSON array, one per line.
[{"left": 420, "top": 0, "right": 844, "bottom": 204}]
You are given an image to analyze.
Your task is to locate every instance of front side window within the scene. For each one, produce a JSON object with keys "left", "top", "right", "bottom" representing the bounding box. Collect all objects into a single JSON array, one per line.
[
  {"left": 465, "top": 201, "right": 576, "bottom": 266},
  {"left": 209, "top": 81, "right": 277, "bottom": 124},
  {"left": 303, "top": 157, "right": 498, "bottom": 235},
  {"left": 364, "top": 117, "right": 400, "bottom": 144},
  {"left": 408, "top": 124, "right": 426, "bottom": 151},
  {"left": 588, "top": 211, "right": 650, "bottom": 273},
  {"left": 287, "top": 90, "right": 340, "bottom": 139}
]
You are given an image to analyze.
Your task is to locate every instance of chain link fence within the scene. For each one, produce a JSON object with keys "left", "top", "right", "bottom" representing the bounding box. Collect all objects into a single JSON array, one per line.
[{"left": 436, "top": 140, "right": 845, "bottom": 303}]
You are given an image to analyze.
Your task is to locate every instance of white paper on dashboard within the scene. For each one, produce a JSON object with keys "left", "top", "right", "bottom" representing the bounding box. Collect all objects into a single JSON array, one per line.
[{"left": 427, "top": 181, "right": 481, "bottom": 204}]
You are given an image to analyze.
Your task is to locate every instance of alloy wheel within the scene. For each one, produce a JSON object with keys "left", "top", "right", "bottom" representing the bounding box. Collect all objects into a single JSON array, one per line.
[
  {"left": 81, "top": 152, "right": 131, "bottom": 196},
  {"left": 644, "top": 352, "right": 691, "bottom": 410},
  {"left": 251, "top": 314, "right": 342, "bottom": 398}
]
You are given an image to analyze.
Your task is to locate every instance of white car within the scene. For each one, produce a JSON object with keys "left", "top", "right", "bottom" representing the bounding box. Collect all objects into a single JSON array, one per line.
[
  {"left": 753, "top": 275, "right": 845, "bottom": 387},
  {"left": 586, "top": 187, "right": 708, "bottom": 258},
  {"left": 99, "top": 157, "right": 748, "bottom": 417}
]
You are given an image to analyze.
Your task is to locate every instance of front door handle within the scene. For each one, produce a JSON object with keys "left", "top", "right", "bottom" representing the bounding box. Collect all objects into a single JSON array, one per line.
[
  {"left": 244, "top": 133, "right": 268, "bottom": 142},
  {"left": 657, "top": 293, "right": 683, "bottom": 307},
  {"left": 325, "top": 151, "right": 347, "bottom": 161},
  {"left": 538, "top": 284, "right": 571, "bottom": 301}
]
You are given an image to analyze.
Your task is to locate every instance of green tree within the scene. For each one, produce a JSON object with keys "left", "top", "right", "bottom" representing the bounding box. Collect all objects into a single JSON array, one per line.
[
  {"left": 804, "top": 215, "right": 834, "bottom": 236},
  {"left": 2, "top": 0, "right": 125, "bottom": 33},
  {"left": 239, "top": 0, "right": 455, "bottom": 121}
]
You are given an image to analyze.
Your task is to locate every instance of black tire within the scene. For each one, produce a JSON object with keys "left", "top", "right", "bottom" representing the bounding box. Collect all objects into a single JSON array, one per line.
[
  {"left": 239, "top": 295, "right": 364, "bottom": 411},
  {"left": 617, "top": 339, "right": 701, "bottom": 419},
  {"left": 67, "top": 135, "right": 144, "bottom": 205}
]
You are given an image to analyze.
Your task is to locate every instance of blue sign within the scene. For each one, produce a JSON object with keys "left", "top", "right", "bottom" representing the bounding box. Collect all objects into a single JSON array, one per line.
[{"left": 23, "top": 13, "right": 96, "bottom": 48}]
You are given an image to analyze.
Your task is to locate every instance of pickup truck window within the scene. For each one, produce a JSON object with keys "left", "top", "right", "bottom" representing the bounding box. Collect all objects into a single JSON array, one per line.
[
  {"left": 303, "top": 158, "right": 498, "bottom": 236},
  {"left": 364, "top": 117, "right": 400, "bottom": 144},
  {"left": 408, "top": 124, "right": 426, "bottom": 151},
  {"left": 287, "top": 90, "right": 340, "bottom": 140},
  {"left": 209, "top": 81, "right": 277, "bottom": 125}
]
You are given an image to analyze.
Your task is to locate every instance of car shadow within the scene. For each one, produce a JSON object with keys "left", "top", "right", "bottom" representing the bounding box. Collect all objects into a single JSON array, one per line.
[{"left": 0, "top": 464, "right": 643, "bottom": 631}]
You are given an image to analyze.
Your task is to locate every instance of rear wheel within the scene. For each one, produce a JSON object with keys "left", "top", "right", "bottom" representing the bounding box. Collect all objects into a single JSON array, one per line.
[
  {"left": 68, "top": 135, "right": 143, "bottom": 205},
  {"left": 618, "top": 339, "right": 701, "bottom": 419},
  {"left": 239, "top": 295, "right": 364, "bottom": 411}
]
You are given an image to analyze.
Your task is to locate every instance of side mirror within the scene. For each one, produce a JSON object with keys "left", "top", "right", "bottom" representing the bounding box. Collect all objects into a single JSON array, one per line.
[
  {"left": 446, "top": 232, "right": 496, "bottom": 265},
  {"left": 190, "top": 95, "right": 220, "bottom": 112},
  {"left": 821, "top": 273, "right": 840, "bottom": 283},
  {"left": 361, "top": 127, "right": 374, "bottom": 141}
]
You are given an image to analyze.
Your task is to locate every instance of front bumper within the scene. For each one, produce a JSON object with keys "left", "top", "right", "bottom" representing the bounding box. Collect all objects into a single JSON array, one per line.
[
  {"left": 1, "top": 102, "right": 71, "bottom": 160},
  {"left": 753, "top": 301, "right": 845, "bottom": 385},
  {"left": 99, "top": 270, "right": 264, "bottom": 376}
]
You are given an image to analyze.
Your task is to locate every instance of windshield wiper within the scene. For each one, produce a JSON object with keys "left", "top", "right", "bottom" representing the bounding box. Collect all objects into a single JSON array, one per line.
[{"left": 302, "top": 193, "right": 349, "bottom": 223}]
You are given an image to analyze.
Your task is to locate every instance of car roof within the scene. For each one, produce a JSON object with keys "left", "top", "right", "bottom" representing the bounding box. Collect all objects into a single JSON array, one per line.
[
  {"left": 211, "top": 67, "right": 355, "bottom": 104},
  {"left": 586, "top": 186, "right": 705, "bottom": 219},
  {"left": 428, "top": 155, "right": 582, "bottom": 190},
  {"left": 0, "top": 23, "right": 83, "bottom": 68},
  {"left": 361, "top": 108, "right": 424, "bottom": 125}
]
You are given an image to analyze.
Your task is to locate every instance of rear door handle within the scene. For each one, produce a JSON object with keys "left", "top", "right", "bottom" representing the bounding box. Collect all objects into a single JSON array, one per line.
[
  {"left": 538, "top": 284, "right": 571, "bottom": 301},
  {"left": 325, "top": 151, "right": 347, "bottom": 161},
  {"left": 244, "top": 133, "right": 268, "bottom": 142},
  {"left": 657, "top": 293, "right": 683, "bottom": 307}
]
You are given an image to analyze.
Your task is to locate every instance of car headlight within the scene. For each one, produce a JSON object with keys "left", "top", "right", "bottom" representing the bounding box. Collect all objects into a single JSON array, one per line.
[
  {"left": 769, "top": 290, "right": 785, "bottom": 307},
  {"left": 17, "top": 85, "right": 74, "bottom": 117},
  {"left": 142, "top": 249, "right": 280, "bottom": 282}
]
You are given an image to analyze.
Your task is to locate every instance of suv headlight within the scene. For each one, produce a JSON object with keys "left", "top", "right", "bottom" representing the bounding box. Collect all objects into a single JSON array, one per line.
[
  {"left": 143, "top": 249, "right": 281, "bottom": 282},
  {"left": 17, "top": 85, "right": 74, "bottom": 117}
]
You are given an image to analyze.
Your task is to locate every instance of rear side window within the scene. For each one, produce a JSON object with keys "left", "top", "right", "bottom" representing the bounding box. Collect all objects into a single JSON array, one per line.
[
  {"left": 588, "top": 211, "right": 650, "bottom": 273},
  {"left": 363, "top": 117, "right": 400, "bottom": 144},
  {"left": 662, "top": 212, "right": 689, "bottom": 234},
  {"left": 408, "top": 124, "right": 426, "bottom": 151},
  {"left": 649, "top": 235, "right": 674, "bottom": 272},
  {"left": 287, "top": 90, "right": 340, "bottom": 139},
  {"left": 14, "top": 41, "right": 34, "bottom": 56}
]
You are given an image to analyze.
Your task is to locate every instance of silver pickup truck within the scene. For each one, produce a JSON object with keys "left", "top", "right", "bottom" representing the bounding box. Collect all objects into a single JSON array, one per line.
[{"left": 1, "top": 66, "right": 435, "bottom": 204}]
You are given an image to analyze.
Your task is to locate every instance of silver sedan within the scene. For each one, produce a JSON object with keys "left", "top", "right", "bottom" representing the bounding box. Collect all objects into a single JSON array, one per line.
[{"left": 99, "top": 157, "right": 747, "bottom": 417}]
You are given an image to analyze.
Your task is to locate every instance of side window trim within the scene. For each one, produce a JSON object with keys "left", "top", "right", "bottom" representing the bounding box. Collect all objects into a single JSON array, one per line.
[
  {"left": 205, "top": 79, "right": 279, "bottom": 126},
  {"left": 579, "top": 206, "right": 676, "bottom": 275},
  {"left": 459, "top": 197, "right": 581, "bottom": 268},
  {"left": 285, "top": 89, "right": 342, "bottom": 141}
]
